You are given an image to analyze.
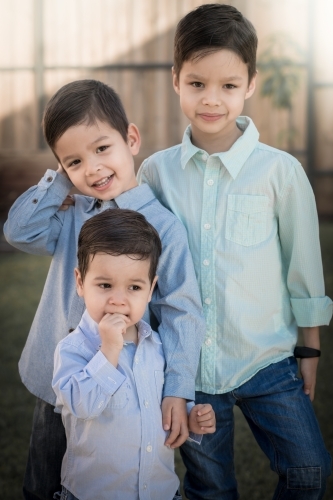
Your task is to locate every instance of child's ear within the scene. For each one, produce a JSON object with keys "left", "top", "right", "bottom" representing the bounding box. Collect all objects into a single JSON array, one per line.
[
  {"left": 172, "top": 67, "right": 180, "bottom": 96},
  {"left": 245, "top": 72, "right": 257, "bottom": 100},
  {"left": 148, "top": 276, "right": 158, "bottom": 303},
  {"left": 127, "top": 123, "right": 141, "bottom": 156},
  {"left": 74, "top": 268, "right": 84, "bottom": 297}
]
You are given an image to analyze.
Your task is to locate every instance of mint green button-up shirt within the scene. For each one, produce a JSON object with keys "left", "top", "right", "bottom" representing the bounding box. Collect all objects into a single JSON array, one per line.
[{"left": 138, "top": 116, "right": 332, "bottom": 395}]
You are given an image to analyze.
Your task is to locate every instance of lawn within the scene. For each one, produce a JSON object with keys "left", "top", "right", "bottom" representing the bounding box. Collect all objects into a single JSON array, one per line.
[{"left": 0, "top": 223, "right": 332, "bottom": 499}]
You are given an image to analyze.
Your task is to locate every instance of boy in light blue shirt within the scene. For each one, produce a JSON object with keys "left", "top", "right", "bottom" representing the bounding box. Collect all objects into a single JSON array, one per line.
[
  {"left": 52, "top": 209, "right": 215, "bottom": 500},
  {"left": 138, "top": 4, "right": 332, "bottom": 499}
]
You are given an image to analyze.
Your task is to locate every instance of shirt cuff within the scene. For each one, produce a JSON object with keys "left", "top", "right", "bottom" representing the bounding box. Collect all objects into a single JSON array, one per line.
[
  {"left": 163, "top": 375, "right": 195, "bottom": 401},
  {"left": 186, "top": 401, "right": 203, "bottom": 445},
  {"left": 38, "top": 169, "right": 73, "bottom": 198},
  {"left": 290, "top": 296, "right": 333, "bottom": 327},
  {"left": 85, "top": 350, "right": 126, "bottom": 394}
]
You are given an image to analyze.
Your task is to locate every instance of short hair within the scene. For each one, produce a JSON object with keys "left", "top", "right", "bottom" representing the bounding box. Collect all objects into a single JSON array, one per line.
[
  {"left": 77, "top": 209, "right": 162, "bottom": 283},
  {"left": 42, "top": 79, "right": 129, "bottom": 150},
  {"left": 174, "top": 3, "right": 257, "bottom": 81}
]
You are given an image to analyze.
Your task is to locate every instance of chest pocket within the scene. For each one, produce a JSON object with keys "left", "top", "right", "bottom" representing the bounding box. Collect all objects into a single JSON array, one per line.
[{"left": 226, "top": 194, "right": 269, "bottom": 247}]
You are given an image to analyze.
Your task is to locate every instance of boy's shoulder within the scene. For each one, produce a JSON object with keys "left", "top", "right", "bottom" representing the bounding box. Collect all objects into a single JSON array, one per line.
[
  {"left": 118, "top": 184, "right": 187, "bottom": 237},
  {"left": 142, "top": 143, "right": 182, "bottom": 171},
  {"left": 256, "top": 141, "right": 301, "bottom": 166}
]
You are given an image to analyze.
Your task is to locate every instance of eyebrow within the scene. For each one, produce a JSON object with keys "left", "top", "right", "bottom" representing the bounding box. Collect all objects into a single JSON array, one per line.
[
  {"left": 93, "top": 277, "right": 148, "bottom": 284},
  {"left": 186, "top": 73, "right": 243, "bottom": 82}
]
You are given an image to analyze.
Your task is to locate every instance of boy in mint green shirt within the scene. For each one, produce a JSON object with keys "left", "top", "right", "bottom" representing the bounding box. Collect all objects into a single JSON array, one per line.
[{"left": 138, "top": 3, "right": 332, "bottom": 499}]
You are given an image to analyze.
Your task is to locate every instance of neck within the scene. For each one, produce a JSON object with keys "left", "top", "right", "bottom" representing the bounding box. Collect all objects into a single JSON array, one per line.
[{"left": 191, "top": 122, "right": 243, "bottom": 155}]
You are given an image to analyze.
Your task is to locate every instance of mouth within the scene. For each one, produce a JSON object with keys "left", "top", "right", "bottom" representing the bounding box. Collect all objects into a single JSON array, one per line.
[
  {"left": 92, "top": 175, "right": 113, "bottom": 189},
  {"left": 198, "top": 113, "right": 224, "bottom": 122}
]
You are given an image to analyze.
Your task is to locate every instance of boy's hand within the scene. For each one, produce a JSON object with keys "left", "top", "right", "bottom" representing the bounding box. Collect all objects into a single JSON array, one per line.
[
  {"left": 59, "top": 194, "right": 75, "bottom": 211},
  {"left": 189, "top": 404, "right": 216, "bottom": 435},
  {"left": 99, "top": 313, "right": 130, "bottom": 366},
  {"left": 300, "top": 357, "right": 319, "bottom": 401},
  {"left": 162, "top": 397, "right": 188, "bottom": 448},
  {"left": 56, "top": 162, "right": 70, "bottom": 179}
]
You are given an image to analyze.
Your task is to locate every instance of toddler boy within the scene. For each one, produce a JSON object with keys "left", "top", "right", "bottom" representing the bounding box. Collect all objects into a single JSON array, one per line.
[
  {"left": 138, "top": 4, "right": 332, "bottom": 499},
  {"left": 52, "top": 208, "right": 215, "bottom": 500},
  {"left": 4, "top": 80, "right": 205, "bottom": 499}
]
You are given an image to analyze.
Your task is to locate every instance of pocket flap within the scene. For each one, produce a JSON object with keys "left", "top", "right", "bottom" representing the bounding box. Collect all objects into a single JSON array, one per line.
[{"left": 228, "top": 194, "right": 268, "bottom": 214}]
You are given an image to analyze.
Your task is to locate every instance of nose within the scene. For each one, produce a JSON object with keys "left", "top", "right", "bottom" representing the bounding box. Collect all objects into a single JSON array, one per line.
[
  {"left": 85, "top": 157, "right": 102, "bottom": 175},
  {"left": 108, "top": 289, "right": 126, "bottom": 306},
  {"left": 202, "top": 87, "right": 221, "bottom": 107}
]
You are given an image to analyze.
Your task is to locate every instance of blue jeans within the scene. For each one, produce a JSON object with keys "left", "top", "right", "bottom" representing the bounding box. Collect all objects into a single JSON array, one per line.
[
  {"left": 23, "top": 398, "right": 67, "bottom": 500},
  {"left": 180, "top": 357, "right": 331, "bottom": 500},
  {"left": 57, "top": 486, "right": 182, "bottom": 499}
]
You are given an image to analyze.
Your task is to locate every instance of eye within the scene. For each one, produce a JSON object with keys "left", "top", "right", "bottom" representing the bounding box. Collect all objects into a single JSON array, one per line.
[
  {"left": 129, "top": 285, "right": 141, "bottom": 291},
  {"left": 68, "top": 159, "right": 81, "bottom": 167},
  {"left": 191, "top": 82, "right": 204, "bottom": 88},
  {"left": 99, "top": 283, "right": 111, "bottom": 289},
  {"left": 224, "top": 84, "right": 236, "bottom": 89},
  {"left": 96, "top": 145, "right": 109, "bottom": 153}
]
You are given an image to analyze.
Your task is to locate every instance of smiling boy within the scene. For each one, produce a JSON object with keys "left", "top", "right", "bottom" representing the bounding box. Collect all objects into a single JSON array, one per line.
[
  {"left": 138, "top": 4, "right": 332, "bottom": 499},
  {"left": 4, "top": 80, "right": 205, "bottom": 500},
  {"left": 52, "top": 209, "right": 215, "bottom": 500}
]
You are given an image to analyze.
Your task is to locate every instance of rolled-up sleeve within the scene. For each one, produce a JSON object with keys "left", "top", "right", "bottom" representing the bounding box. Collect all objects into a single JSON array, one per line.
[{"left": 277, "top": 162, "right": 332, "bottom": 326}]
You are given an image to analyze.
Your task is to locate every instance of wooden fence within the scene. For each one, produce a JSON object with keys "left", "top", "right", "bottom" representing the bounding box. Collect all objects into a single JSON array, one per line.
[{"left": 0, "top": 0, "right": 332, "bottom": 218}]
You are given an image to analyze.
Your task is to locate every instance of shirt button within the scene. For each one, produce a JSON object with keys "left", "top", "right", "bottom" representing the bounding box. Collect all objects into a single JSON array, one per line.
[
  {"left": 68, "top": 328, "right": 74, "bottom": 333},
  {"left": 32, "top": 198, "right": 38, "bottom": 204},
  {"left": 143, "top": 484, "right": 147, "bottom": 490},
  {"left": 146, "top": 445, "right": 152, "bottom": 452},
  {"left": 46, "top": 176, "right": 53, "bottom": 182},
  {"left": 202, "top": 153, "right": 208, "bottom": 161},
  {"left": 205, "top": 338, "right": 212, "bottom": 346},
  {"left": 135, "top": 357, "right": 139, "bottom": 364},
  {"left": 204, "top": 298, "right": 211, "bottom": 305},
  {"left": 204, "top": 223, "right": 211, "bottom": 230},
  {"left": 144, "top": 400, "right": 149, "bottom": 408},
  {"left": 203, "top": 259, "right": 210, "bottom": 266},
  {"left": 207, "top": 179, "right": 214, "bottom": 186}
]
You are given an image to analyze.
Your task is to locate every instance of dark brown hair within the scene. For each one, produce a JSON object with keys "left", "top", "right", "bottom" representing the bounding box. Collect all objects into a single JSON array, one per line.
[
  {"left": 174, "top": 3, "right": 257, "bottom": 81},
  {"left": 42, "top": 79, "right": 129, "bottom": 150},
  {"left": 77, "top": 209, "right": 162, "bottom": 283}
]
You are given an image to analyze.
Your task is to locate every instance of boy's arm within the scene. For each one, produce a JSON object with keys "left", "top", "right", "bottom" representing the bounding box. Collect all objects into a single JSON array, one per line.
[
  {"left": 150, "top": 218, "right": 206, "bottom": 446},
  {"left": 277, "top": 163, "right": 332, "bottom": 399},
  {"left": 300, "top": 326, "right": 320, "bottom": 401},
  {"left": 52, "top": 340, "right": 126, "bottom": 420},
  {"left": 277, "top": 162, "right": 332, "bottom": 327},
  {"left": 4, "top": 169, "right": 73, "bottom": 255}
]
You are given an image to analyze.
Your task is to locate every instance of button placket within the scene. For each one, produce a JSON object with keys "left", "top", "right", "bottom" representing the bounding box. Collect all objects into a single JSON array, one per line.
[{"left": 200, "top": 160, "right": 219, "bottom": 387}]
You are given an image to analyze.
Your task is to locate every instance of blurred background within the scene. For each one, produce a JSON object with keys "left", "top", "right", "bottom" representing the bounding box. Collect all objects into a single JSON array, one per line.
[{"left": 0, "top": 0, "right": 332, "bottom": 499}]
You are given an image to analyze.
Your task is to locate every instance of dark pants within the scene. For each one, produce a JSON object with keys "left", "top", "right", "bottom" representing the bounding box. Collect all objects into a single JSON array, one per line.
[{"left": 23, "top": 398, "right": 67, "bottom": 500}]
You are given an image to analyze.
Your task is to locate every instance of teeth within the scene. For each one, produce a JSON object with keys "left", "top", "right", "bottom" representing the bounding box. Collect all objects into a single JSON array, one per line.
[{"left": 93, "top": 176, "right": 111, "bottom": 187}]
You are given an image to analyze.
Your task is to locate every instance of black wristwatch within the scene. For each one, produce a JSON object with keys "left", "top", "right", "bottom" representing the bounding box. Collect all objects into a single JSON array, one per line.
[{"left": 294, "top": 346, "right": 321, "bottom": 359}]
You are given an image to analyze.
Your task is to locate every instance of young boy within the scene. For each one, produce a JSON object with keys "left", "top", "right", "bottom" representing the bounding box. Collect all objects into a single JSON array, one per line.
[
  {"left": 52, "top": 208, "right": 215, "bottom": 500},
  {"left": 4, "top": 80, "right": 206, "bottom": 500},
  {"left": 138, "top": 4, "right": 333, "bottom": 499}
]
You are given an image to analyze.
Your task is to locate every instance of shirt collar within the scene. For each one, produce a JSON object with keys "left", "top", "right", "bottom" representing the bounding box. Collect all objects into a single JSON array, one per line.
[
  {"left": 78, "top": 310, "right": 160, "bottom": 350},
  {"left": 85, "top": 184, "right": 156, "bottom": 213},
  {"left": 180, "top": 116, "right": 259, "bottom": 180}
]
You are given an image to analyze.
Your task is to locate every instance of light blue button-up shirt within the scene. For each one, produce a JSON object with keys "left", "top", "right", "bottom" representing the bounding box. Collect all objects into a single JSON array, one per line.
[
  {"left": 52, "top": 311, "right": 179, "bottom": 500},
  {"left": 4, "top": 172, "right": 205, "bottom": 403},
  {"left": 138, "top": 116, "right": 333, "bottom": 395}
]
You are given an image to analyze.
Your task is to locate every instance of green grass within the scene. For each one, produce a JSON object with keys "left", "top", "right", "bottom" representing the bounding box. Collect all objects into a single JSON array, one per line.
[{"left": 1, "top": 223, "right": 332, "bottom": 499}]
